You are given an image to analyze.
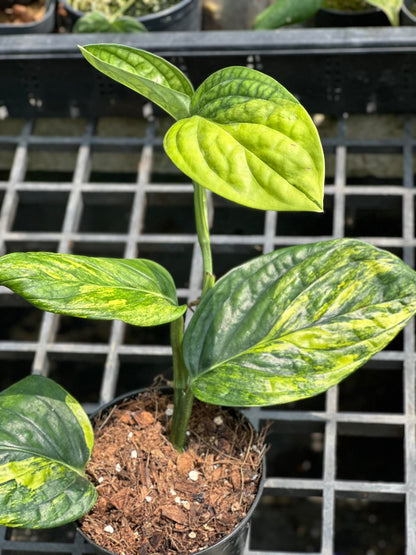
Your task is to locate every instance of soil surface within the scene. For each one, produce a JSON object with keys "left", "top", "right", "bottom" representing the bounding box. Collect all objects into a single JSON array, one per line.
[
  {"left": 80, "top": 387, "right": 266, "bottom": 555},
  {"left": 322, "top": 0, "right": 371, "bottom": 10},
  {"left": 0, "top": 0, "right": 46, "bottom": 23}
]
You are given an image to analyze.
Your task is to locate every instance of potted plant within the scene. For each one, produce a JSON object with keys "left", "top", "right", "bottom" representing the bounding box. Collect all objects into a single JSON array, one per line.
[
  {"left": 253, "top": 0, "right": 403, "bottom": 28},
  {"left": 1, "top": 44, "right": 416, "bottom": 554},
  {"left": 70, "top": 0, "right": 148, "bottom": 34},
  {"left": 60, "top": 0, "right": 200, "bottom": 31},
  {"left": 0, "top": 0, "right": 55, "bottom": 33}
]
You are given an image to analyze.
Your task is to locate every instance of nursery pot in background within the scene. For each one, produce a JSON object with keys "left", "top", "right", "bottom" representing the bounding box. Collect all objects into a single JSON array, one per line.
[
  {"left": 62, "top": 0, "right": 201, "bottom": 30},
  {"left": 0, "top": 0, "right": 56, "bottom": 33},
  {"left": 77, "top": 386, "right": 266, "bottom": 555}
]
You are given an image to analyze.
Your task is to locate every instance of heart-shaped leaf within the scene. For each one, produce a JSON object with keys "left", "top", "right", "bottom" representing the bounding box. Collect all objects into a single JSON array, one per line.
[
  {"left": 253, "top": 0, "right": 323, "bottom": 29},
  {"left": 367, "top": 0, "right": 402, "bottom": 25},
  {"left": 0, "top": 375, "right": 96, "bottom": 528},
  {"left": 79, "top": 44, "right": 193, "bottom": 120},
  {"left": 183, "top": 239, "right": 416, "bottom": 406},
  {"left": 0, "top": 252, "right": 186, "bottom": 326},
  {"left": 164, "top": 66, "right": 324, "bottom": 212}
]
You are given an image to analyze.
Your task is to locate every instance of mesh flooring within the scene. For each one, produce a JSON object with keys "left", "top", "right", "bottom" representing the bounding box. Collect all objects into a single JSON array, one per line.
[{"left": 0, "top": 110, "right": 415, "bottom": 555}]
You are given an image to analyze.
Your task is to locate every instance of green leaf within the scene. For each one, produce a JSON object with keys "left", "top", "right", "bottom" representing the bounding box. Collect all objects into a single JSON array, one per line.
[
  {"left": 183, "top": 239, "right": 416, "bottom": 406},
  {"left": 0, "top": 252, "right": 186, "bottom": 327},
  {"left": 74, "top": 12, "right": 112, "bottom": 32},
  {"left": 367, "top": 0, "right": 402, "bottom": 25},
  {"left": 165, "top": 66, "right": 324, "bottom": 212},
  {"left": 253, "top": 0, "right": 323, "bottom": 29},
  {"left": 0, "top": 375, "right": 96, "bottom": 528},
  {"left": 190, "top": 65, "right": 299, "bottom": 113},
  {"left": 109, "top": 16, "right": 147, "bottom": 32},
  {"left": 79, "top": 44, "right": 193, "bottom": 120}
]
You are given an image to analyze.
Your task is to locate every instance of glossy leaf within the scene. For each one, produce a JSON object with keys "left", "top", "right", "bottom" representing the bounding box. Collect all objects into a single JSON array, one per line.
[
  {"left": 164, "top": 66, "right": 324, "bottom": 212},
  {"left": 0, "top": 375, "right": 96, "bottom": 528},
  {"left": 190, "top": 65, "right": 299, "bottom": 112},
  {"left": 367, "top": 0, "right": 401, "bottom": 25},
  {"left": 183, "top": 239, "right": 416, "bottom": 406},
  {"left": 253, "top": 0, "right": 323, "bottom": 29},
  {"left": 79, "top": 44, "right": 193, "bottom": 120},
  {"left": 0, "top": 252, "right": 186, "bottom": 326}
]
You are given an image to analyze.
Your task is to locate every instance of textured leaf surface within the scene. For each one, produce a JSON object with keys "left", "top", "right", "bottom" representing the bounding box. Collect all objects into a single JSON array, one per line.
[
  {"left": 164, "top": 66, "right": 324, "bottom": 212},
  {"left": 80, "top": 44, "right": 193, "bottom": 120},
  {"left": 0, "top": 252, "right": 186, "bottom": 326},
  {"left": 183, "top": 239, "right": 416, "bottom": 406},
  {"left": 0, "top": 376, "right": 96, "bottom": 528},
  {"left": 253, "top": 0, "right": 323, "bottom": 29},
  {"left": 367, "top": 0, "right": 401, "bottom": 25}
]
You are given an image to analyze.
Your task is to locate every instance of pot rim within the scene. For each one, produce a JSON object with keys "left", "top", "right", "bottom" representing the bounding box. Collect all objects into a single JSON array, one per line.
[
  {"left": 77, "top": 385, "right": 266, "bottom": 555},
  {"left": 402, "top": 0, "right": 416, "bottom": 21}
]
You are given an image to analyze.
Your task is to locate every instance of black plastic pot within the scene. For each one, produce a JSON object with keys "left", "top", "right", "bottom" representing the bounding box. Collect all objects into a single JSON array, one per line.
[
  {"left": 77, "top": 387, "right": 265, "bottom": 555},
  {"left": 314, "top": 5, "right": 389, "bottom": 26},
  {"left": 0, "top": 0, "right": 55, "bottom": 33},
  {"left": 401, "top": 0, "right": 416, "bottom": 24},
  {"left": 62, "top": 0, "right": 200, "bottom": 31}
]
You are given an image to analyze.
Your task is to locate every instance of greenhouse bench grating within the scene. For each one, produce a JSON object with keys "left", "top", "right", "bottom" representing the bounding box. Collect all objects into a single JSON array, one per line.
[{"left": 0, "top": 28, "right": 415, "bottom": 555}]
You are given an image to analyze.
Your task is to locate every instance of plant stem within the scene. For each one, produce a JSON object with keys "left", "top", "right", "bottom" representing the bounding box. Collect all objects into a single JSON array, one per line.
[
  {"left": 170, "top": 315, "right": 194, "bottom": 452},
  {"left": 170, "top": 183, "right": 215, "bottom": 452},
  {"left": 193, "top": 181, "right": 215, "bottom": 297}
]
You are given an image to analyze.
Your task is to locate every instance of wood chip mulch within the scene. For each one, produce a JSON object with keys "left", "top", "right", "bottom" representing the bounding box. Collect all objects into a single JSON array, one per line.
[
  {"left": 0, "top": 0, "right": 46, "bottom": 23},
  {"left": 80, "top": 387, "right": 267, "bottom": 555}
]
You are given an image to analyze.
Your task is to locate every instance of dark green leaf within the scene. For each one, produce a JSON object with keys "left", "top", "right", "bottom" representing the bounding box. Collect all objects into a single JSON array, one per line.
[
  {"left": 164, "top": 66, "right": 324, "bottom": 212},
  {"left": 74, "top": 12, "right": 112, "bottom": 32},
  {"left": 0, "top": 376, "right": 96, "bottom": 528},
  {"left": 253, "top": 0, "right": 323, "bottom": 29},
  {"left": 109, "top": 16, "right": 147, "bottom": 32},
  {"left": 0, "top": 252, "right": 186, "bottom": 326},
  {"left": 79, "top": 44, "right": 193, "bottom": 120},
  {"left": 183, "top": 239, "right": 416, "bottom": 406}
]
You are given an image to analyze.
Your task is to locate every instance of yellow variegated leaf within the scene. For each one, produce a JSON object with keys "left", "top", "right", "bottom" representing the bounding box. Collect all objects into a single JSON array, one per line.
[
  {"left": 183, "top": 239, "right": 416, "bottom": 406},
  {"left": 0, "top": 376, "right": 97, "bottom": 528},
  {"left": 0, "top": 252, "right": 186, "bottom": 327}
]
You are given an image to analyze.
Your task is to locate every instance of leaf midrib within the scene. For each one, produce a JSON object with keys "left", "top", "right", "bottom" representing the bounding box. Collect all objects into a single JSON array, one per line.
[
  {"left": 194, "top": 116, "right": 320, "bottom": 209},
  {"left": 0, "top": 445, "right": 86, "bottom": 478},
  {"left": 193, "top": 297, "right": 413, "bottom": 379},
  {"left": 5, "top": 273, "right": 174, "bottom": 304}
]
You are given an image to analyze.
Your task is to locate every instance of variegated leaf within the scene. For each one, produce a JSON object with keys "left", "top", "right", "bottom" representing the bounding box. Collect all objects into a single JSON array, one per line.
[
  {"left": 183, "top": 239, "right": 416, "bottom": 406},
  {"left": 0, "top": 376, "right": 96, "bottom": 528},
  {"left": 0, "top": 252, "right": 186, "bottom": 326}
]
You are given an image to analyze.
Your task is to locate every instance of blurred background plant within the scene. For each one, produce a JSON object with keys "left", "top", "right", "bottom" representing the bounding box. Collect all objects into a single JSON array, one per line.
[{"left": 253, "top": 0, "right": 403, "bottom": 29}]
